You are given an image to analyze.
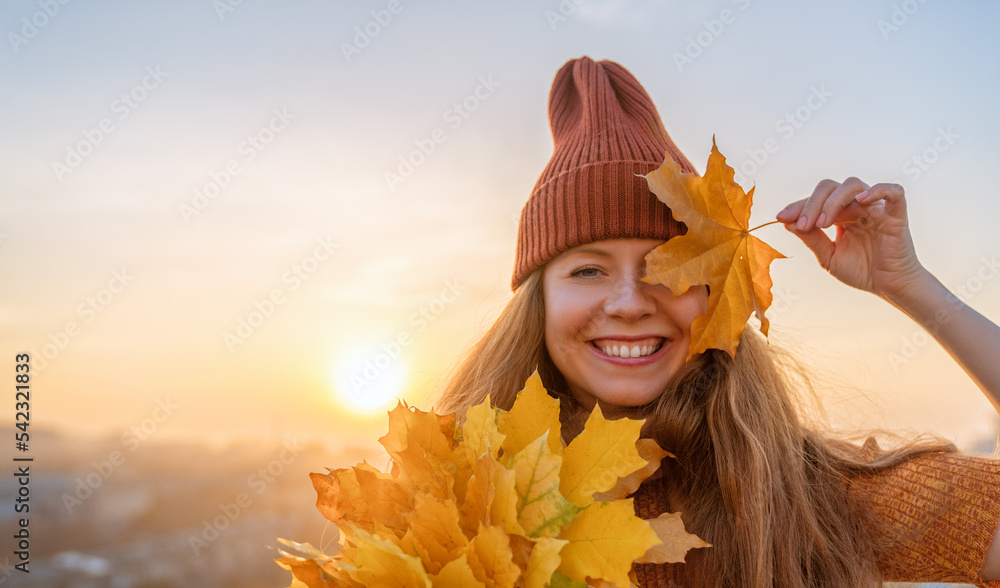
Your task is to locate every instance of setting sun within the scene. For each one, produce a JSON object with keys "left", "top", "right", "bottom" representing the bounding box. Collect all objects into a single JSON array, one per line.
[{"left": 332, "top": 344, "right": 409, "bottom": 412}]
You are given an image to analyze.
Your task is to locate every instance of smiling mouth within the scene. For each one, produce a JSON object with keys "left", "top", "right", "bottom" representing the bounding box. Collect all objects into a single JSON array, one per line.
[{"left": 590, "top": 337, "right": 666, "bottom": 358}]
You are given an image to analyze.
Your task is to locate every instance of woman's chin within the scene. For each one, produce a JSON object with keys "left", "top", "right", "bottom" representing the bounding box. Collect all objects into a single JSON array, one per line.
[{"left": 592, "top": 388, "right": 662, "bottom": 411}]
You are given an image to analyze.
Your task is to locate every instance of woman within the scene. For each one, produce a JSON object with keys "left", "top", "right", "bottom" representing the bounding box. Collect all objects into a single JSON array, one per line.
[{"left": 437, "top": 57, "right": 1000, "bottom": 587}]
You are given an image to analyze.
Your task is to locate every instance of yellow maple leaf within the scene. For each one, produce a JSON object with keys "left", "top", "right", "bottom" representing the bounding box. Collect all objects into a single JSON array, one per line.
[
  {"left": 556, "top": 499, "right": 659, "bottom": 588},
  {"left": 498, "top": 371, "right": 563, "bottom": 460},
  {"left": 380, "top": 402, "right": 459, "bottom": 501},
  {"left": 465, "top": 524, "right": 521, "bottom": 588},
  {"left": 593, "top": 439, "right": 672, "bottom": 502},
  {"left": 523, "top": 537, "right": 569, "bottom": 588},
  {"left": 403, "top": 492, "right": 469, "bottom": 574},
  {"left": 312, "top": 461, "right": 399, "bottom": 530},
  {"left": 509, "top": 434, "right": 582, "bottom": 538},
  {"left": 311, "top": 468, "right": 357, "bottom": 526},
  {"left": 643, "top": 137, "right": 785, "bottom": 359},
  {"left": 380, "top": 401, "right": 457, "bottom": 462},
  {"left": 452, "top": 394, "right": 505, "bottom": 503},
  {"left": 459, "top": 394, "right": 505, "bottom": 466},
  {"left": 274, "top": 556, "right": 346, "bottom": 588},
  {"left": 274, "top": 538, "right": 358, "bottom": 588},
  {"left": 635, "top": 511, "right": 711, "bottom": 565},
  {"left": 398, "top": 442, "right": 459, "bottom": 501},
  {"left": 348, "top": 527, "right": 432, "bottom": 588},
  {"left": 559, "top": 404, "right": 648, "bottom": 507},
  {"left": 507, "top": 533, "right": 535, "bottom": 577},
  {"left": 429, "top": 553, "right": 486, "bottom": 588},
  {"left": 489, "top": 460, "right": 523, "bottom": 536},
  {"left": 355, "top": 466, "right": 412, "bottom": 530},
  {"left": 459, "top": 453, "right": 524, "bottom": 536}
]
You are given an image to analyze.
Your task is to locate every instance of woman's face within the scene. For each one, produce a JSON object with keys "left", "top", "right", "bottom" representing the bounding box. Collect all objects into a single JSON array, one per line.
[{"left": 542, "top": 238, "right": 708, "bottom": 409}]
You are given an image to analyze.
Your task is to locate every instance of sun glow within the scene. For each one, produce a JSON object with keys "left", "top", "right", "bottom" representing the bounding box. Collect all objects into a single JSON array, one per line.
[{"left": 332, "top": 344, "right": 409, "bottom": 413}]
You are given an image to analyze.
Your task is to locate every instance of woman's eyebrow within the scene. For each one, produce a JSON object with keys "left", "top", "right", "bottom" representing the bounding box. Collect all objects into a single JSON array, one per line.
[{"left": 564, "top": 246, "right": 611, "bottom": 258}]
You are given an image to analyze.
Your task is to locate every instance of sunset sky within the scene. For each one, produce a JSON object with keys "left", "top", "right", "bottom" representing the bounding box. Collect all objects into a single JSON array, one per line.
[{"left": 2, "top": 1, "right": 999, "bottom": 455}]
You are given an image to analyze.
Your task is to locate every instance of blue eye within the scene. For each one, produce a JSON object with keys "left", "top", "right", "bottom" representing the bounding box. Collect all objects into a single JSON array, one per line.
[{"left": 571, "top": 267, "right": 601, "bottom": 278}]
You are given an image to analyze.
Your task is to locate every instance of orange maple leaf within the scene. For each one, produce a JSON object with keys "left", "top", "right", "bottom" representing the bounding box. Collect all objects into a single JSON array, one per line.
[{"left": 642, "top": 137, "right": 785, "bottom": 360}]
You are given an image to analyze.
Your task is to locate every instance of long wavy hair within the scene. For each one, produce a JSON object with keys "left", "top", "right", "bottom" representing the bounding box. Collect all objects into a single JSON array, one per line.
[{"left": 436, "top": 268, "right": 956, "bottom": 588}]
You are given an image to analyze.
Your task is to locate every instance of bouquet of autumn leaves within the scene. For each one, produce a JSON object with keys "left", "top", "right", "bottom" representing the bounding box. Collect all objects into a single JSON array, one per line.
[{"left": 275, "top": 372, "right": 709, "bottom": 588}]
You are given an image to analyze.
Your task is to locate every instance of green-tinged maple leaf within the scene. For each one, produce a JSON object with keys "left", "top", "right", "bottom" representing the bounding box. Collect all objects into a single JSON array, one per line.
[{"left": 509, "top": 434, "right": 582, "bottom": 538}]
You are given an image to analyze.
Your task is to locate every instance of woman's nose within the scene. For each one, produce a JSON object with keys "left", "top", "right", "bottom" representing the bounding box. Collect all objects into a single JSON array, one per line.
[{"left": 603, "top": 274, "right": 657, "bottom": 320}]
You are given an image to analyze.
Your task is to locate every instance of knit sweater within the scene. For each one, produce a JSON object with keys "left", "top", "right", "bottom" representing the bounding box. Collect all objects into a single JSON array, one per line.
[{"left": 631, "top": 444, "right": 1000, "bottom": 587}]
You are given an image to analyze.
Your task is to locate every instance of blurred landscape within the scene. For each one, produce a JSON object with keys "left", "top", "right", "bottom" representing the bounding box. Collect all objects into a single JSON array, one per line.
[
  {"left": 0, "top": 420, "right": 996, "bottom": 587},
  {"left": 0, "top": 427, "right": 383, "bottom": 587}
]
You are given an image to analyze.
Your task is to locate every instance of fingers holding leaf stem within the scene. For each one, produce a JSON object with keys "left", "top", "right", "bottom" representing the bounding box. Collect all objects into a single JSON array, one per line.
[{"left": 775, "top": 178, "right": 918, "bottom": 296}]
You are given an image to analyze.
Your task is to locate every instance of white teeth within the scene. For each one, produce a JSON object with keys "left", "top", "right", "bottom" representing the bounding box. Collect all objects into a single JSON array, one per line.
[{"left": 599, "top": 342, "right": 662, "bottom": 358}]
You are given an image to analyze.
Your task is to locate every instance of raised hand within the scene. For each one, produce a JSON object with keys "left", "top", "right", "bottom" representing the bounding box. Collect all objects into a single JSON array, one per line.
[{"left": 776, "top": 177, "right": 926, "bottom": 300}]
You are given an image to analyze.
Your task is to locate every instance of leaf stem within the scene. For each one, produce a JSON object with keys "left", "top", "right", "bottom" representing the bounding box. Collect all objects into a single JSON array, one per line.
[{"left": 746, "top": 220, "right": 780, "bottom": 234}]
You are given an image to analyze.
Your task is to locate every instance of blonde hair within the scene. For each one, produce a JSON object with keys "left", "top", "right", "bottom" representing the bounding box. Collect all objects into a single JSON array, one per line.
[{"left": 436, "top": 268, "right": 956, "bottom": 587}]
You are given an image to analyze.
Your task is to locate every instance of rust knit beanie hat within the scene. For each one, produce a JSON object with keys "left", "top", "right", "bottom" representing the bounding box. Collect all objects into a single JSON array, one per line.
[{"left": 512, "top": 56, "right": 696, "bottom": 290}]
